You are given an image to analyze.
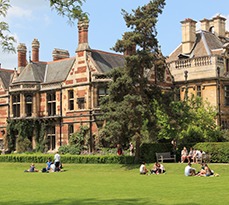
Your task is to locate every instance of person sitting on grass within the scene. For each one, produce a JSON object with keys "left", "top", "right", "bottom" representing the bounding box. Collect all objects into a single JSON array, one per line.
[
  {"left": 25, "top": 163, "right": 39, "bottom": 172},
  {"left": 184, "top": 162, "right": 196, "bottom": 176},
  {"left": 46, "top": 158, "right": 53, "bottom": 171},
  {"left": 151, "top": 162, "right": 166, "bottom": 174},
  {"left": 196, "top": 163, "right": 214, "bottom": 177},
  {"left": 139, "top": 162, "right": 148, "bottom": 175}
]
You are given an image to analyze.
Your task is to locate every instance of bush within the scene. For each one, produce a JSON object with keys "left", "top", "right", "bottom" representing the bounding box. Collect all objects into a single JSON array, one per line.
[
  {"left": 0, "top": 154, "right": 135, "bottom": 164},
  {"left": 194, "top": 142, "right": 229, "bottom": 163},
  {"left": 58, "top": 145, "right": 80, "bottom": 155},
  {"left": 140, "top": 143, "right": 173, "bottom": 163}
]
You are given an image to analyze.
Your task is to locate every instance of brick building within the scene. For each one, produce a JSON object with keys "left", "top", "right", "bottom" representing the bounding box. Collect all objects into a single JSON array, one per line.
[
  {"left": 167, "top": 15, "right": 229, "bottom": 129},
  {"left": 0, "top": 19, "right": 173, "bottom": 152}
]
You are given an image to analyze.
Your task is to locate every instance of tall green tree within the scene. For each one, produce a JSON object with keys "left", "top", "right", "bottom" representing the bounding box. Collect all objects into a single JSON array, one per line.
[{"left": 100, "top": 0, "right": 166, "bottom": 160}]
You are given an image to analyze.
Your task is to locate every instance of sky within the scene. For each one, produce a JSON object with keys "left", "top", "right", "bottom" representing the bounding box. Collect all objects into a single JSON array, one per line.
[{"left": 1, "top": 0, "right": 229, "bottom": 69}]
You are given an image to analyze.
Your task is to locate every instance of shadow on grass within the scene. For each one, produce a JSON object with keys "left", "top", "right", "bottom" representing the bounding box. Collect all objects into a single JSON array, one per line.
[{"left": 0, "top": 198, "right": 201, "bottom": 205}]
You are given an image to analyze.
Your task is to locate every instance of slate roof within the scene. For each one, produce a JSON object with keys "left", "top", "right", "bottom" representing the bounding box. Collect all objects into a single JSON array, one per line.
[
  {"left": 14, "top": 62, "right": 46, "bottom": 83},
  {"left": 91, "top": 50, "right": 125, "bottom": 73},
  {"left": 0, "top": 68, "right": 14, "bottom": 89},
  {"left": 13, "top": 58, "right": 75, "bottom": 84},
  {"left": 167, "top": 30, "right": 229, "bottom": 62},
  {"left": 44, "top": 58, "right": 75, "bottom": 83}
]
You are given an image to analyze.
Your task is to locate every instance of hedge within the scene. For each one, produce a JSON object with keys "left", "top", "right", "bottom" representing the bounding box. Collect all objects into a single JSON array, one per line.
[
  {"left": 194, "top": 142, "right": 229, "bottom": 163},
  {"left": 0, "top": 154, "right": 135, "bottom": 164}
]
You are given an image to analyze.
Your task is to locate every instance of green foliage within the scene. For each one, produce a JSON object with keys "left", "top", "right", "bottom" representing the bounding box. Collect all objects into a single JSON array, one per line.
[
  {"left": 100, "top": 1, "right": 166, "bottom": 160},
  {"left": 140, "top": 143, "right": 173, "bottom": 163},
  {"left": 0, "top": 154, "right": 135, "bottom": 164},
  {"left": 50, "top": 0, "right": 87, "bottom": 24},
  {"left": 6, "top": 119, "right": 50, "bottom": 153},
  {"left": 0, "top": 0, "right": 16, "bottom": 52},
  {"left": 194, "top": 142, "right": 229, "bottom": 163},
  {"left": 59, "top": 125, "right": 89, "bottom": 155},
  {"left": 58, "top": 145, "right": 80, "bottom": 155},
  {"left": 154, "top": 95, "right": 221, "bottom": 144}
]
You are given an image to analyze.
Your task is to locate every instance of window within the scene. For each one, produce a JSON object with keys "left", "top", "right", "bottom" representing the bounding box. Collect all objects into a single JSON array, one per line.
[
  {"left": 222, "top": 119, "right": 229, "bottom": 130},
  {"left": 68, "top": 90, "right": 74, "bottom": 110},
  {"left": 77, "top": 97, "right": 85, "bottom": 109},
  {"left": 25, "top": 94, "right": 33, "bottom": 117},
  {"left": 98, "top": 87, "right": 109, "bottom": 105},
  {"left": 224, "top": 85, "right": 229, "bottom": 106},
  {"left": 68, "top": 124, "right": 74, "bottom": 140},
  {"left": 47, "top": 92, "right": 56, "bottom": 116},
  {"left": 197, "top": 86, "right": 201, "bottom": 97},
  {"left": 12, "top": 94, "right": 20, "bottom": 117},
  {"left": 47, "top": 126, "right": 56, "bottom": 150}
]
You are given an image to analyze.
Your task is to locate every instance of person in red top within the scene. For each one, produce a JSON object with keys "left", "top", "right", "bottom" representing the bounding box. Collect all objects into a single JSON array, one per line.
[{"left": 117, "top": 144, "right": 123, "bottom": 156}]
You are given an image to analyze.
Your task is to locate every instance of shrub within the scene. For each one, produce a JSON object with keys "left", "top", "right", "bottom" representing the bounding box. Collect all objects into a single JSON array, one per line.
[{"left": 194, "top": 142, "right": 229, "bottom": 163}]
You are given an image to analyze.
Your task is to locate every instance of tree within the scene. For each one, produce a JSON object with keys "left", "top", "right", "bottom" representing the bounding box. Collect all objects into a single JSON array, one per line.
[
  {"left": 0, "top": 0, "right": 86, "bottom": 53},
  {"left": 99, "top": 0, "right": 166, "bottom": 160},
  {"left": 49, "top": 0, "right": 87, "bottom": 24},
  {"left": 0, "top": 0, "right": 16, "bottom": 52},
  {"left": 154, "top": 95, "right": 222, "bottom": 145}
]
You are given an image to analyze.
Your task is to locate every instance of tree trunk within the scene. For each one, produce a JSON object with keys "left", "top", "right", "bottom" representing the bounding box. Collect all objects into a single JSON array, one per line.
[{"left": 134, "top": 133, "right": 141, "bottom": 163}]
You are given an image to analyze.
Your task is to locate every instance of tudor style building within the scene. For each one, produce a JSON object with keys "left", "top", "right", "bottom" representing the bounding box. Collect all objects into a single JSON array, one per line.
[
  {"left": 0, "top": 19, "right": 173, "bottom": 152},
  {"left": 167, "top": 15, "right": 229, "bottom": 129}
]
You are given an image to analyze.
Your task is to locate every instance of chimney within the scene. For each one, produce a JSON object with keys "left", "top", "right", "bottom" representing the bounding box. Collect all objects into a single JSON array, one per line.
[
  {"left": 200, "top": 18, "right": 210, "bottom": 31},
  {"left": 52, "top": 48, "right": 69, "bottom": 61},
  {"left": 17, "top": 43, "right": 27, "bottom": 69},
  {"left": 212, "top": 15, "right": 226, "bottom": 37},
  {"left": 32, "top": 38, "right": 40, "bottom": 62},
  {"left": 226, "top": 31, "right": 229, "bottom": 38},
  {"left": 181, "top": 18, "right": 197, "bottom": 54},
  {"left": 76, "top": 18, "right": 90, "bottom": 51}
]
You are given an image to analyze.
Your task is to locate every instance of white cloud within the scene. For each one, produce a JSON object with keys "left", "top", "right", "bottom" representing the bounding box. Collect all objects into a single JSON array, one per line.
[{"left": 7, "top": 6, "right": 33, "bottom": 19}]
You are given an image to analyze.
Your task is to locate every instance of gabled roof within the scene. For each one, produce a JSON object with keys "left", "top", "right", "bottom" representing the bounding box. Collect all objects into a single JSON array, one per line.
[
  {"left": 167, "top": 30, "right": 227, "bottom": 62},
  {"left": 90, "top": 50, "right": 125, "bottom": 73},
  {"left": 44, "top": 58, "right": 75, "bottom": 83},
  {"left": 0, "top": 68, "right": 14, "bottom": 89},
  {"left": 14, "top": 62, "right": 46, "bottom": 83},
  {"left": 13, "top": 58, "right": 75, "bottom": 84}
]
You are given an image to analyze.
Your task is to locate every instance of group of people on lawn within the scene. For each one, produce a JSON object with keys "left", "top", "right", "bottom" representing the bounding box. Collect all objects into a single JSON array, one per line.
[
  {"left": 25, "top": 151, "right": 62, "bottom": 173},
  {"left": 184, "top": 162, "right": 218, "bottom": 177},
  {"left": 181, "top": 146, "right": 204, "bottom": 163},
  {"left": 140, "top": 161, "right": 166, "bottom": 175}
]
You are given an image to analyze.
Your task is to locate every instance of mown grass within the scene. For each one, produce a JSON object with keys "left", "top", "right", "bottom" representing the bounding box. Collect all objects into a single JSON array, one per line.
[{"left": 0, "top": 162, "right": 228, "bottom": 205}]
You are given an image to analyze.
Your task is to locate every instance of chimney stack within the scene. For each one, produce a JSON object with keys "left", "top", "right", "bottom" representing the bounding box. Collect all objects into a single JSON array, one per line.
[
  {"left": 76, "top": 18, "right": 90, "bottom": 51},
  {"left": 52, "top": 48, "right": 69, "bottom": 61},
  {"left": 181, "top": 18, "right": 197, "bottom": 54},
  {"left": 212, "top": 15, "right": 226, "bottom": 37},
  {"left": 17, "top": 43, "right": 27, "bottom": 70},
  {"left": 32, "top": 39, "right": 40, "bottom": 62},
  {"left": 200, "top": 18, "right": 210, "bottom": 31}
]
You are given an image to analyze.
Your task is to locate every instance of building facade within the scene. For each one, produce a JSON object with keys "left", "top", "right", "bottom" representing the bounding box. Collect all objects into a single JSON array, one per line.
[
  {"left": 0, "top": 19, "right": 173, "bottom": 152},
  {"left": 167, "top": 15, "right": 229, "bottom": 129}
]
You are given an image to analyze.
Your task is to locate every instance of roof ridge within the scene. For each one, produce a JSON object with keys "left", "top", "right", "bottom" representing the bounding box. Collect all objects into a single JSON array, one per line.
[{"left": 91, "top": 49, "right": 123, "bottom": 57}]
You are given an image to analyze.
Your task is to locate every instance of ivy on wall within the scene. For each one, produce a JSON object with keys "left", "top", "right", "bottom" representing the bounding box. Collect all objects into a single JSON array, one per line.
[{"left": 6, "top": 119, "right": 51, "bottom": 153}]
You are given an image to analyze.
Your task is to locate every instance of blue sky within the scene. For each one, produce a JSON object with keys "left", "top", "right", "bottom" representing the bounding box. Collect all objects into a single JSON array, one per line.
[{"left": 1, "top": 0, "right": 229, "bottom": 69}]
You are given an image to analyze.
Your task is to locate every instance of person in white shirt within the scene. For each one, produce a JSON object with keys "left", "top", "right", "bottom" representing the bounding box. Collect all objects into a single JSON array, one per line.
[
  {"left": 139, "top": 162, "right": 148, "bottom": 175},
  {"left": 54, "top": 151, "right": 61, "bottom": 170},
  {"left": 184, "top": 162, "right": 196, "bottom": 176}
]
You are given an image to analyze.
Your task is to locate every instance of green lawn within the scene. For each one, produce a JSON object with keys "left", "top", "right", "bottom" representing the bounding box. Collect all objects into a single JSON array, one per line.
[{"left": 0, "top": 162, "right": 228, "bottom": 205}]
